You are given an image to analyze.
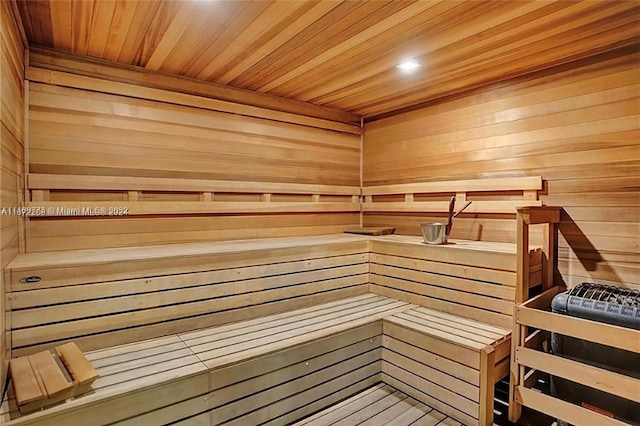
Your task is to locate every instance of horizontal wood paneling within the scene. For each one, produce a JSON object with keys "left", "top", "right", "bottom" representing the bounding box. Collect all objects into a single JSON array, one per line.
[
  {"left": 363, "top": 50, "right": 640, "bottom": 288},
  {"left": 16, "top": 1, "right": 640, "bottom": 117},
  {"left": 25, "top": 73, "right": 361, "bottom": 250},
  {"left": 1, "top": 0, "right": 25, "bottom": 395}
]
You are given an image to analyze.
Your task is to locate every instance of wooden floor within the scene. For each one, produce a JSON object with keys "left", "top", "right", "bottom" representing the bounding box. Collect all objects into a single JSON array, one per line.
[{"left": 293, "top": 384, "right": 462, "bottom": 426}]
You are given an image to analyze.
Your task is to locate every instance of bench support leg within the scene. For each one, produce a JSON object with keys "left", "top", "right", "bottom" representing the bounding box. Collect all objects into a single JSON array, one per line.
[
  {"left": 479, "top": 347, "right": 496, "bottom": 426},
  {"left": 509, "top": 214, "right": 529, "bottom": 422}
]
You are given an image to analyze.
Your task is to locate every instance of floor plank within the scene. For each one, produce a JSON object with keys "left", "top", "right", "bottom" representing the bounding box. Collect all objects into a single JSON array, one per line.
[{"left": 292, "top": 384, "right": 460, "bottom": 426}]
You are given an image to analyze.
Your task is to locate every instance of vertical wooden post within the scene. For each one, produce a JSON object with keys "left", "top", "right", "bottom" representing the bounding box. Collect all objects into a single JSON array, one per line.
[
  {"left": 261, "top": 193, "right": 272, "bottom": 202},
  {"left": 126, "top": 191, "right": 140, "bottom": 202},
  {"left": 200, "top": 192, "right": 212, "bottom": 202},
  {"left": 479, "top": 346, "right": 496, "bottom": 426},
  {"left": 311, "top": 194, "right": 320, "bottom": 203},
  {"left": 509, "top": 211, "right": 529, "bottom": 422},
  {"left": 542, "top": 223, "right": 557, "bottom": 290}
]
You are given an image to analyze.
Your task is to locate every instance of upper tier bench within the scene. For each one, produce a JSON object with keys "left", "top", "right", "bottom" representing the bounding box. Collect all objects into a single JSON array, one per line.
[{"left": 5, "top": 234, "right": 371, "bottom": 356}]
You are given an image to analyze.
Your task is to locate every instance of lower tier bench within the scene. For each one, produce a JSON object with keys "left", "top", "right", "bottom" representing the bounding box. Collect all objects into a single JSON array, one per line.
[
  {"left": 2, "top": 295, "right": 510, "bottom": 426},
  {"left": 1, "top": 295, "right": 411, "bottom": 426}
]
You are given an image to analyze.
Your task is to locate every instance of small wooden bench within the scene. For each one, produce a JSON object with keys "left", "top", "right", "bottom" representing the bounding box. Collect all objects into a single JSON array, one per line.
[{"left": 383, "top": 307, "right": 510, "bottom": 426}]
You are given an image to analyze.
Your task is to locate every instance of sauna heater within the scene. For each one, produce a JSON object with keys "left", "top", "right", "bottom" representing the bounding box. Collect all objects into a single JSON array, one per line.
[{"left": 550, "top": 282, "right": 640, "bottom": 425}]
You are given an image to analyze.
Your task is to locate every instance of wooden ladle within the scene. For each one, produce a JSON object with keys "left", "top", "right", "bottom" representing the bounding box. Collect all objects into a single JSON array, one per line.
[{"left": 446, "top": 198, "right": 472, "bottom": 237}]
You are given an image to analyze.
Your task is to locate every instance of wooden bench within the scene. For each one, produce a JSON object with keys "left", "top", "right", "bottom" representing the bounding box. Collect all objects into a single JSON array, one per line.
[
  {"left": 1, "top": 295, "right": 411, "bottom": 425},
  {"left": 361, "top": 177, "right": 560, "bottom": 426},
  {"left": 382, "top": 307, "right": 510, "bottom": 426},
  {"left": 367, "top": 237, "right": 531, "bottom": 425},
  {"left": 4, "top": 176, "right": 560, "bottom": 425}
]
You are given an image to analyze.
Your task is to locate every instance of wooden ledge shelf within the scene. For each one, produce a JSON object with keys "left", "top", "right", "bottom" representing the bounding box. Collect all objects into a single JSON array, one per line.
[
  {"left": 362, "top": 176, "right": 543, "bottom": 214},
  {"left": 26, "top": 173, "right": 361, "bottom": 217},
  {"left": 25, "top": 201, "right": 361, "bottom": 216}
]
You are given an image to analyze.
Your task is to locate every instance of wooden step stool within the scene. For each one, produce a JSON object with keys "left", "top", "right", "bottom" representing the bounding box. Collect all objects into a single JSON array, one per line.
[{"left": 9, "top": 343, "right": 99, "bottom": 414}]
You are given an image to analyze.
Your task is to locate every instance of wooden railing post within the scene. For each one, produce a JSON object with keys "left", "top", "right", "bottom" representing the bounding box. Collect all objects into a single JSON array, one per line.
[{"left": 509, "top": 206, "right": 561, "bottom": 423}]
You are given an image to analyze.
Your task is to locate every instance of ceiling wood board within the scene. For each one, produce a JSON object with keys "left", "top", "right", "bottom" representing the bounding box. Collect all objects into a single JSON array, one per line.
[{"left": 16, "top": 0, "right": 640, "bottom": 119}]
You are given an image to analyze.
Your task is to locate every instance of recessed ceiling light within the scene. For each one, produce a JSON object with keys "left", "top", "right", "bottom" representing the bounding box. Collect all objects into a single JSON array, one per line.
[{"left": 396, "top": 60, "right": 420, "bottom": 73}]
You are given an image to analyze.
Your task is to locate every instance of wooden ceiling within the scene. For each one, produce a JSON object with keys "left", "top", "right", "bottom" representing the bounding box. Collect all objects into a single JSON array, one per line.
[{"left": 16, "top": 0, "right": 640, "bottom": 120}]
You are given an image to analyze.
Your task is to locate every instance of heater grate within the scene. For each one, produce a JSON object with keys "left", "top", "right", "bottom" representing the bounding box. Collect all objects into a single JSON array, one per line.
[
  {"left": 567, "top": 283, "right": 639, "bottom": 306},
  {"left": 552, "top": 282, "right": 640, "bottom": 330}
]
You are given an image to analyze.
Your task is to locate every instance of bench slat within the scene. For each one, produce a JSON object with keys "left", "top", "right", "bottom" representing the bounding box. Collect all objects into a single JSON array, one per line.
[
  {"left": 179, "top": 294, "right": 380, "bottom": 345},
  {"left": 11, "top": 253, "right": 369, "bottom": 309},
  {"left": 194, "top": 299, "right": 411, "bottom": 367},
  {"left": 409, "top": 307, "right": 510, "bottom": 336},
  {"left": 383, "top": 350, "right": 478, "bottom": 402},
  {"left": 186, "top": 297, "right": 396, "bottom": 356},
  {"left": 385, "top": 315, "right": 486, "bottom": 351},
  {"left": 382, "top": 336, "right": 478, "bottom": 385},
  {"left": 371, "top": 263, "right": 515, "bottom": 301},
  {"left": 371, "top": 275, "right": 512, "bottom": 316},
  {"left": 370, "top": 253, "right": 516, "bottom": 287},
  {"left": 12, "top": 264, "right": 368, "bottom": 327},
  {"left": 398, "top": 311, "right": 505, "bottom": 344},
  {"left": 12, "top": 275, "right": 368, "bottom": 350}
]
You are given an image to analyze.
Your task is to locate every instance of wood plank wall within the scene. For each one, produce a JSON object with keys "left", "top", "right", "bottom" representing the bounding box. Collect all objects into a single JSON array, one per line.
[
  {"left": 25, "top": 69, "right": 362, "bottom": 251},
  {"left": 363, "top": 46, "right": 639, "bottom": 289},
  {"left": 0, "top": 0, "right": 25, "bottom": 394}
]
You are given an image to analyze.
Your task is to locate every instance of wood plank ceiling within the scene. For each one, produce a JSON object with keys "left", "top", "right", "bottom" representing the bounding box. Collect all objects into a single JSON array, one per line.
[{"left": 16, "top": 0, "right": 640, "bottom": 119}]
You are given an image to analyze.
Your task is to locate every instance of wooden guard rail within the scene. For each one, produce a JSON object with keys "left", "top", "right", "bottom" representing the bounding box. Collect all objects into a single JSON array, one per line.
[
  {"left": 362, "top": 176, "right": 543, "bottom": 214},
  {"left": 510, "top": 286, "right": 640, "bottom": 426},
  {"left": 26, "top": 174, "right": 361, "bottom": 216}
]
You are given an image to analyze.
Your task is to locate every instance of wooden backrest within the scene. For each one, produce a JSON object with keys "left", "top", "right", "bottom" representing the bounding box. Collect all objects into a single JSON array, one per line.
[
  {"left": 27, "top": 174, "right": 361, "bottom": 216},
  {"left": 362, "top": 176, "right": 544, "bottom": 243},
  {"left": 362, "top": 176, "right": 542, "bottom": 213},
  {"left": 24, "top": 173, "right": 362, "bottom": 251}
]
